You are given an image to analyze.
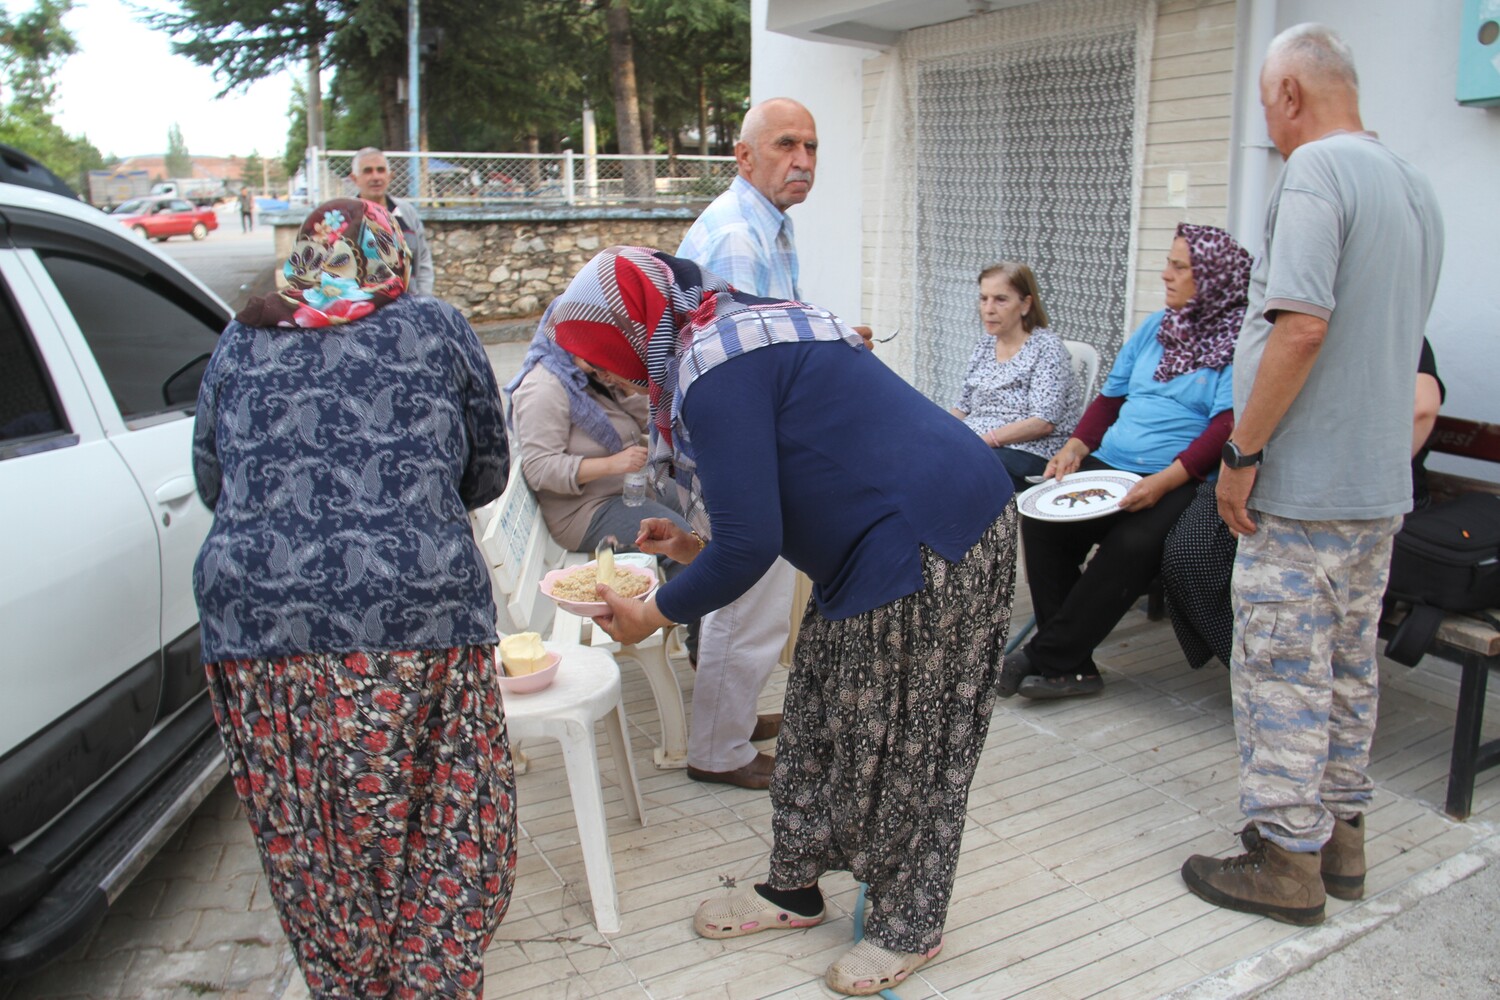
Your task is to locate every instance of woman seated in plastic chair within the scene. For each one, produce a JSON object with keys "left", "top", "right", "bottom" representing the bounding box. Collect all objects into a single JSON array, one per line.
[
  {"left": 948, "top": 261, "right": 1082, "bottom": 490},
  {"left": 507, "top": 310, "right": 692, "bottom": 583},
  {"left": 1000, "top": 223, "right": 1252, "bottom": 701}
]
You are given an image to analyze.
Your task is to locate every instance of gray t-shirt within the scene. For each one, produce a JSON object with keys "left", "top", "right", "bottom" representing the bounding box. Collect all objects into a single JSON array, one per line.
[{"left": 1233, "top": 132, "right": 1444, "bottom": 520}]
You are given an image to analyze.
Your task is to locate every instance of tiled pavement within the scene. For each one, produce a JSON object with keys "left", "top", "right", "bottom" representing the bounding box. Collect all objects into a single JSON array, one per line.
[{"left": 6, "top": 596, "right": 1496, "bottom": 999}]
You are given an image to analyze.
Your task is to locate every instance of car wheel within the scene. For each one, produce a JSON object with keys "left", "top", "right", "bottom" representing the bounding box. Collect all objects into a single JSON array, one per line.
[
  {"left": 191, "top": 222, "right": 208, "bottom": 241},
  {"left": 132, "top": 225, "right": 148, "bottom": 239}
]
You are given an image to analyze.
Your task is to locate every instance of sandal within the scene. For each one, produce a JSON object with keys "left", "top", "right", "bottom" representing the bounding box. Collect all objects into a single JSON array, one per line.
[
  {"left": 693, "top": 885, "right": 824, "bottom": 939},
  {"left": 825, "top": 938, "right": 943, "bottom": 996}
]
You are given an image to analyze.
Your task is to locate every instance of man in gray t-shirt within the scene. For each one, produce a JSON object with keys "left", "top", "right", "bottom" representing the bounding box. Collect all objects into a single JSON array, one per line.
[{"left": 1181, "top": 24, "right": 1444, "bottom": 927}]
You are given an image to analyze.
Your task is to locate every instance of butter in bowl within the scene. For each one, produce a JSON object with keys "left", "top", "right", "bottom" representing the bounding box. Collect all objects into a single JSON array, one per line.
[{"left": 497, "top": 632, "right": 560, "bottom": 694}]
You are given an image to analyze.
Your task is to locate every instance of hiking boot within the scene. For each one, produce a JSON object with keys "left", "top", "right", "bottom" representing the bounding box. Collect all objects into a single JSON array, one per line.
[
  {"left": 1322, "top": 814, "right": 1366, "bottom": 900},
  {"left": 1240, "top": 814, "right": 1365, "bottom": 901},
  {"left": 1181, "top": 840, "right": 1325, "bottom": 925}
]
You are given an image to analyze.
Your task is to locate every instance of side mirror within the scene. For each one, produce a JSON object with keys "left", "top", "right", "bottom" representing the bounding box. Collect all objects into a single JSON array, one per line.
[{"left": 162, "top": 351, "right": 212, "bottom": 407}]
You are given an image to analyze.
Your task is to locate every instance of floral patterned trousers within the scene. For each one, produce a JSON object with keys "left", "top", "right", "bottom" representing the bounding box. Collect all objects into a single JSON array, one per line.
[
  {"left": 206, "top": 645, "right": 517, "bottom": 998},
  {"left": 769, "top": 507, "right": 1017, "bottom": 953}
]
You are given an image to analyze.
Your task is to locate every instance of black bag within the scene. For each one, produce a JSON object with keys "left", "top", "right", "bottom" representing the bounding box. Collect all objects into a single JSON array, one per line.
[{"left": 1383, "top": 492, "right": 1500, "bottom": 666}]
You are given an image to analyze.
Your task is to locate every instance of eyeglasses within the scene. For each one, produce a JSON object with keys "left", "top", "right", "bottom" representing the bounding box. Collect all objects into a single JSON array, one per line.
[{"left": 873, "top": 327, "right": 900, "bottom": 344}]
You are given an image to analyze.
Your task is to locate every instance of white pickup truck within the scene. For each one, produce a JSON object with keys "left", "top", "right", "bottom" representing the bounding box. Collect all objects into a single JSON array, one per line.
[
  {"left": 0, "top": 149, "right": 229, "bottom": 975},
  {"left": 149, "top": 179, "right": 228, "bottom": 208}
]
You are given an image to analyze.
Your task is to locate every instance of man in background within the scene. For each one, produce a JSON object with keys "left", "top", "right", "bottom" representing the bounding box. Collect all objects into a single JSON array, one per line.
[
  {"left": 350, "top": 147, "right": 436, "bottom": 296},
  {"left": 671, "top": 97, "right": 820, "bottom": 789}
]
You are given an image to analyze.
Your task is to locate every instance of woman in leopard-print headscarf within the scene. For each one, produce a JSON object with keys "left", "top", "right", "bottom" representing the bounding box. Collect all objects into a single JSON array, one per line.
[{"left": 1000, "top": 223, "right": 1252, "bottom": 701}]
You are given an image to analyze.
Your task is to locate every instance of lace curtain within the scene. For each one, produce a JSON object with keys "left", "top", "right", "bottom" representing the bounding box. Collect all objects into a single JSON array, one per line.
[{"left": 866, "top": 0, "right": 1154, "bottom": 404}]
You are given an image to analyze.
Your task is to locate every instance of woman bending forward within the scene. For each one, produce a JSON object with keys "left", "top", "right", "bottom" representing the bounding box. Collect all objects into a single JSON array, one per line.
[{"left": 549, "top": 246, "right": 1018, "bottom": 996}]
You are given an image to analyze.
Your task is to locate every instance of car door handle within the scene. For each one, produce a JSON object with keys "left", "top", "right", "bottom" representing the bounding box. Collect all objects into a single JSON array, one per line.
[{"left": 155, "top": 476, "right": 197, "bottom": 504}]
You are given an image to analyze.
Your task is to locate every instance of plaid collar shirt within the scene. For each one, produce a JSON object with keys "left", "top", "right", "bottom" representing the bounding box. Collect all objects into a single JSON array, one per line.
[{"left": 675, "top": 176, "right": 800, "bottom": 301}]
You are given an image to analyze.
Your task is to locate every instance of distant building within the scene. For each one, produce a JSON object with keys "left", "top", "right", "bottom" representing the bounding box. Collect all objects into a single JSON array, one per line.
[{"left": 110, "top": 154, "right": 249, "bottom": 183}]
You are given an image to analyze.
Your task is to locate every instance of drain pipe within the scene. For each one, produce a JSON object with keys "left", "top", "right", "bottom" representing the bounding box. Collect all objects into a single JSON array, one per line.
[{"left": 1228, "top": 0, "right": 1281, "bottom": 250}]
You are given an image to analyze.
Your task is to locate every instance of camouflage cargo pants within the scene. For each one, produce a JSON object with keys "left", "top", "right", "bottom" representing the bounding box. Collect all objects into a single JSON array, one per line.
[{"left": 1230, "top": 512, "right": 1401, "bottom": 852}]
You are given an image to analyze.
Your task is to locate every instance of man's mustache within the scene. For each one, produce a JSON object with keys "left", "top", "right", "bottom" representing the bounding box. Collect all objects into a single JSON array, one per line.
[{"left": 785, "top": 169, "right": 813, "bottom": 184}]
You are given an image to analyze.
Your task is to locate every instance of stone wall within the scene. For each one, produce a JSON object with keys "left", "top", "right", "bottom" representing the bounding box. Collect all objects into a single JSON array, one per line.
[
  {"left": 269, "top": 210, "right": 697, "bottom": 325},
  {"left": 428, "top": 216, "right": 694, "bottom": 323}
]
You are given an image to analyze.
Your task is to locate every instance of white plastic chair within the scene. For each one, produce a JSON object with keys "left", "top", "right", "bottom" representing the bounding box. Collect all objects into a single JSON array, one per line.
[
  {"left": 470, "top": 470, "right": 649, "bottom": 932},
  {"left": 1062, "top": 339, "right": 1101, "bottom": 401},
  {"left": 471, "top": 462, "right": 689, "bottom": 769},
  {"left": 501, "top": 642, "right": 645, "bottom": 934}
]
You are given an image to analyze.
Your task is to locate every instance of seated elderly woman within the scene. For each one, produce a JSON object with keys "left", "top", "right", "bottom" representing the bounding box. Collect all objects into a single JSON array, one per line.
[
  {"left": 506, "top": 314, "right": 691, "bottom": 580},
  {"left": 949, "top": 261, "right": 1081, "bottom": 489},
  {"left": 545, "top": 246, "right": 1016, "bottom": 997},
  {"left": 1000, "top": 223, "right": 1252, "bottom": 700}
]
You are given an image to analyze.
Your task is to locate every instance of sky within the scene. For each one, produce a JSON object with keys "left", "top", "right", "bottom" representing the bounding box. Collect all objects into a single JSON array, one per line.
[{"left": 35, "top": 1, "right": 296, "bottom": 160}]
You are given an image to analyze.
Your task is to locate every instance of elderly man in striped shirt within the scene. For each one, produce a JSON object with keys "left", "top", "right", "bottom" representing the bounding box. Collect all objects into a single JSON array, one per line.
[{"left": 672, "top": 98, "right": 819, "bottom": 789}]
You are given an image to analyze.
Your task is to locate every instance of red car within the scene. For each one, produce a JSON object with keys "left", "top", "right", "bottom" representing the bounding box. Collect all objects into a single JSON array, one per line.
[{"left": 110, "top": 196, "right": 218, "bottom": 241}]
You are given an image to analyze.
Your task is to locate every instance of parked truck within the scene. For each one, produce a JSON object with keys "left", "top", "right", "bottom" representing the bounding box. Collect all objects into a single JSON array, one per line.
[
  {"left": 86, "top": 171, "right": 228, "bottom": 209},
  {"left": 86, "top": 168, "right": 152, "bottom": 208},
  {"left": 150, "top": 178, "right": 229, "bottom": 207}
]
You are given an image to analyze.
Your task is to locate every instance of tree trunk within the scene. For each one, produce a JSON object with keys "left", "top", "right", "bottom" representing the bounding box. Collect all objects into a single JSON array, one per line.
[
  {"left": 523, "top": 132, "right": 542, "bottom": 191},
  {"left": 697, "top": 69, "right": 709, "bottom": 157},
  {"left": 604, "top": 0, "right": 652, "bottom": 201},
  {"left": 638, "top": 72, "right": 655, "bottom": 154},
  {"left": 380, "top": 71, "right": 404, "bottom": 153}
]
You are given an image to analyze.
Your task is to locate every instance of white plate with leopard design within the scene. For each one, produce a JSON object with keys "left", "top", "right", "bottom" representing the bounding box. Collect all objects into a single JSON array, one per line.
[{"left": 1016, "top": 470, "right": 1142, "bottom": 522}]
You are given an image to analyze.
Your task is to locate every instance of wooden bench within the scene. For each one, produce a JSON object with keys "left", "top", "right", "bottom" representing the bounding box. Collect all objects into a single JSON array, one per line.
[{"left": 1379, "top": 415, "right": 1500, "bottom": 820}]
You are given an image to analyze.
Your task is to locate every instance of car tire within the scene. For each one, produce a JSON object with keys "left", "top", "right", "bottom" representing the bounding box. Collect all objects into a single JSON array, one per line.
[
  {"left": 191, "top": 223, "right": 208, "bottom": 241},
  {"left": 132, "top": 225, "right": 148, "bottom": 239}
]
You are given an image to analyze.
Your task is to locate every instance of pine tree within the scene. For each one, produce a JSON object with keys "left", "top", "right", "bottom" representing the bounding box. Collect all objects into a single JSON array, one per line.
[{"left": 165, "top": 123, "right": 192, "bottom": 177}]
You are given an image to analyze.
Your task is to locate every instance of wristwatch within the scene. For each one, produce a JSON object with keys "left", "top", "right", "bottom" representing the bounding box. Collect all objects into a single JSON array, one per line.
[{"left": 1222, "top": 440, "right": 1264, "bottom": 470}]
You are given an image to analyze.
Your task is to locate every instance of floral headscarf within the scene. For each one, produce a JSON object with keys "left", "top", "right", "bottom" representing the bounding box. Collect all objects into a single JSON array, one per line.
[
  {"left": 234, "top": 198, "right": 409, "bottom": 328},
  {"left": 540, "top": 246, "right": 864, "bottom": 535},
  {"left": 1154, "top": 223, "right": 1252, "bottom": 382}
]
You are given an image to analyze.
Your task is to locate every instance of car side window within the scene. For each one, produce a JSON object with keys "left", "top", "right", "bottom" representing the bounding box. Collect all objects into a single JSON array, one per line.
[
  {"left": 170, "top": 200, "right": 192, "bottom": 212},
  {"left": 38, "top": 252, "right": 221, "bottom": 421},
  {"left": 0, "top": 280, "right": 66, "bottom": 448}
]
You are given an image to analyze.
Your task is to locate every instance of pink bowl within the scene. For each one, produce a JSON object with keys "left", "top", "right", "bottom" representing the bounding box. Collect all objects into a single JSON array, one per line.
[
  {"left": 497, "top": 650, "right": 561, "bottom": 694},
  {"left": 538, "top": 561, "right": 659, "bottom": 617}
]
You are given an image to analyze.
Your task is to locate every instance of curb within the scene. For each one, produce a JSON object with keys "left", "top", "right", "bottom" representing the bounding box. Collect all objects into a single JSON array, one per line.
[{"left": 1166, "top": 832, "right": 1500, "bottom": 999}]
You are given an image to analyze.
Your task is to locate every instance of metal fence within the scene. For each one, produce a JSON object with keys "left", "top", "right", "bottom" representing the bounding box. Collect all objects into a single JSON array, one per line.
[{"left": 305, "top": 149, "right": 737, "bottom": 208}]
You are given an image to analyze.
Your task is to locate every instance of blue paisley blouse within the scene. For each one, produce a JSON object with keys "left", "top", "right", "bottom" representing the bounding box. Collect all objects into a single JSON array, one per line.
[{"left": 191, "top": 295, "right": 509, "bottom": 662}]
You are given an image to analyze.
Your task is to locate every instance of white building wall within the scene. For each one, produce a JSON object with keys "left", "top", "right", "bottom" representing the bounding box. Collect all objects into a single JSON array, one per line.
[
  {"left": 1272, "top": 0, "right": 1500, "bottom": 443},
  {"left": 750, "top": 0, "right": 870, "bottom": 323},
  {"left": 755, "top": 0, "right": 1500, "bottom": 435}
]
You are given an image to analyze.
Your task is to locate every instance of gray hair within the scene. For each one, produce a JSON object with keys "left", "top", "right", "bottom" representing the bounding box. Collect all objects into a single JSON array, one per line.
[
  {"left": 1266, "top": 23, "right": 1359, "bottom": 90},
  {"left": 351, "top": 146, "right": 387, "bottom": 171}
]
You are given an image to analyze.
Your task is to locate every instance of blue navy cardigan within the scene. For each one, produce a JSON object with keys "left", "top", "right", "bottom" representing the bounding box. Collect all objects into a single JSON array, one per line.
[{"left": 191, "top": 295, "right": 509, "bottom": 662}]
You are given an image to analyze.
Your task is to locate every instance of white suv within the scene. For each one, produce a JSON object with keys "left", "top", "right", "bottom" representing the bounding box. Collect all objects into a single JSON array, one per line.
[{"left": 0, "top": 151, "right": 229, "bottom": 974}]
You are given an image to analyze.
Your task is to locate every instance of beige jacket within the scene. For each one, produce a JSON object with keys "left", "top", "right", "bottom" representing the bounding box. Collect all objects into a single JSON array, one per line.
[{"left": 510, "top": 366, "right": 649, "bottom": 550}]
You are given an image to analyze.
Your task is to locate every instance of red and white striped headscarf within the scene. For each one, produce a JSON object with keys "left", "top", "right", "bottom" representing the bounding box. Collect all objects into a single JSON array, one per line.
[{"left": 539, "top": 246, "right": 864, "bottom": 534}]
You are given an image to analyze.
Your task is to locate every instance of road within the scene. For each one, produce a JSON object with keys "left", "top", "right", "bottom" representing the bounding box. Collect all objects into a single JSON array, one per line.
[{"left": 158, "top": 206, "right": 278, "bottom": 309}]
